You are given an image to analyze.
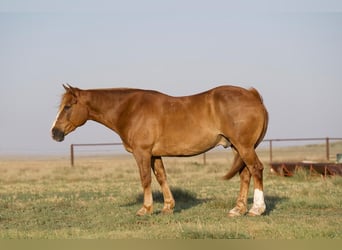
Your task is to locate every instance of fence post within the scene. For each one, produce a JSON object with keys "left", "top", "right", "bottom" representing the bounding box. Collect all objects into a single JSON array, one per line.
[
  {"left": 326, "top": 137, "right": 330, "bottom": 161},
  {"left": 203, "top": 152, "right": 207, "bottom": 165},
  {"left": 70, "top": 144, "right": 74, "bottom": 167},
  {"left": 269, "top": 140, "right": 273, "bottom": 163}
]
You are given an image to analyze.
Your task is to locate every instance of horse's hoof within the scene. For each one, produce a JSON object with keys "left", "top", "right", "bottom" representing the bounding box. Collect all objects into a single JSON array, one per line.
[
  {"left": 136, "top": 206, "right": 153, "bottom": 216},
  {"left": 161, "top": 200, "right": 175, "bottom": 215},
  {"left": 247, "top": 204, "right": 266, "bottom": 216},
  {"left": 227, "top": 206, "right": 246, "bottom": 217},
  {"left": 161, "top": 208, "right": 174, "bottom": 215}
]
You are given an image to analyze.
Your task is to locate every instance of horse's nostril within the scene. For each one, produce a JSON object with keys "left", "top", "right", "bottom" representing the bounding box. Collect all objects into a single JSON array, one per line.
[{"left": 51, "top": 127, "right": 65, "bottom": 142}]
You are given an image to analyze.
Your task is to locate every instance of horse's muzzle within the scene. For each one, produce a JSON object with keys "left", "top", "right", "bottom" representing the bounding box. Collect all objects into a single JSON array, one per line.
[{"left": 51, "top": 127, "right": 65, "bottom": 142}]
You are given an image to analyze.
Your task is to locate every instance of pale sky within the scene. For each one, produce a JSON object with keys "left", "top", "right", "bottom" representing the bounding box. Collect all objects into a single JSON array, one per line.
[{"left": 1, "top": 1, "right": 342, "bottom": 155}]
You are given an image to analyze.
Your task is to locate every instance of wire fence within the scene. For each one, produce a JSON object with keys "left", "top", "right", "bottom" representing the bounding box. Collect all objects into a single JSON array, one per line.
[{"left": 69, "top": 137, "right": 342, "bottom": 167}]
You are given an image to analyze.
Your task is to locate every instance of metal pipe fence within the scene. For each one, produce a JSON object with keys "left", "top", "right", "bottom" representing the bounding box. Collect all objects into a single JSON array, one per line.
[
  {"left": 69, "top": 137, "right": 342, "bottom": 167},
  {"left": 263, "top": 137, "right": 342, "bottom": 163},
  {"left": 70, "top": 143, "right": 123, "bottom": 166}
]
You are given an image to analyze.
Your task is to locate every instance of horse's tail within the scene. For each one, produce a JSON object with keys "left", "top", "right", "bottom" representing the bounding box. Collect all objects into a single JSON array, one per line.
[
  {"left": 249, "top": 87, "right": 269, "bottom": 148},
  {"left": 222, "top": 152, "right": 245, "bottom": 180},
  {"left": 257, "top": 95, "right": 269, "bottom": 149},
  {"left": 249, "top": 87, "right": 263, "bottom": 102}
]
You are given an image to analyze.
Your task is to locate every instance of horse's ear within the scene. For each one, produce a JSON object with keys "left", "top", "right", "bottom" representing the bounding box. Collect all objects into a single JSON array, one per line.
[
  {"left": 62, "top": 84, "right": 77, "bottom": 96},
  {"left": 63, "top": 84, "right": 69, "bottom": 92}
]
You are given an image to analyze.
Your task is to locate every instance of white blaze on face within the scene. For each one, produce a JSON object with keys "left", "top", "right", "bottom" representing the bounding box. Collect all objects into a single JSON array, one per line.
[
  {"left": 253, "top": 188, "right": 265, "bottom": 207},
  {"left": 51, "top": 109, "right": 62, "bottom": 130}
]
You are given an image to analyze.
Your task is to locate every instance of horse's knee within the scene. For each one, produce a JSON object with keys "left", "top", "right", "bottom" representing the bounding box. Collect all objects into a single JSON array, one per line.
[
  {"left": 139, "top": 168, "right": 152, "bottom": 188},
  {"left": 141, "top": 176, "right": 152, "bottom": 188},
  {"left": 153, "top": 166, "right": 165, "bottom": 179}
]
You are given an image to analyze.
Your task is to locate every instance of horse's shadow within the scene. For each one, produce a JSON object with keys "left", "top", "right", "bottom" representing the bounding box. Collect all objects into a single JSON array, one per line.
[
  {"left": 248, "top": 195, "right": 288, "bottom": 216},
  {"left": 123, "top": 188, "right": 287, "bottom": 215},
  {"left": 122, "top": 187, "right": 211, "bottom": 214}
]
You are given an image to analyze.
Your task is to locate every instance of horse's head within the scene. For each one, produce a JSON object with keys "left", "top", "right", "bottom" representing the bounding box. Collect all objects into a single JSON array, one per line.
[{"left": 51, "top": 84, "right": 89, "bottom": 142}]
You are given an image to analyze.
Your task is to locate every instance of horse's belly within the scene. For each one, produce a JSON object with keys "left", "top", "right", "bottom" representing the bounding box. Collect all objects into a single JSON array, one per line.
[{"left": 151, "top": 133, "right": 229, "bottom": 156}]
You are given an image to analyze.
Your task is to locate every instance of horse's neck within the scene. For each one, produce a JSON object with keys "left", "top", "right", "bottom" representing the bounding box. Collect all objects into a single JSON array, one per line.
[{"left": 86, "top": 90, "right": 125, "bottom": 133}]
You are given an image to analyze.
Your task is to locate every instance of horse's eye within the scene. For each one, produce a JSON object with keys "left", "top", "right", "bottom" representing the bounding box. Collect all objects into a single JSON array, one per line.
[{"left": 64, "top": 105, "right": 71, "bottom": 111}]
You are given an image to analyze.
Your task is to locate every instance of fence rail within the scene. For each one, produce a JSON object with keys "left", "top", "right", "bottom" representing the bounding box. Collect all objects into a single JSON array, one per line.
[
  {"left": 70, "top": 143, "right": 123, "bottom": 166},
  {"left": 69, "top": 137, "right": 342, "bottom": 167},
  {"left": 263, "top": 137, "right": 342, "bottom": 163}
]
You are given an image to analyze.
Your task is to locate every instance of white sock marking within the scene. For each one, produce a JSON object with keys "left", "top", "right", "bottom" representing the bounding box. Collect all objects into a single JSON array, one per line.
[{"left": 253, "top": 189, "right": 265, "bottom": 207}]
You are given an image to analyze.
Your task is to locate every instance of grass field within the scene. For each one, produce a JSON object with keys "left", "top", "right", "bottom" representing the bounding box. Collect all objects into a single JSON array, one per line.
[{"left": 0, "top": 146, "right": 341, "bottom": 239}]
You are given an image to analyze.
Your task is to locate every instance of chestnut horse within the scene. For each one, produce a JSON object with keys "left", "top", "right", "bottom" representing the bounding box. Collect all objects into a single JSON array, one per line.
[{"left": 51, "top": 84, "right": 268, "bottom": 217}]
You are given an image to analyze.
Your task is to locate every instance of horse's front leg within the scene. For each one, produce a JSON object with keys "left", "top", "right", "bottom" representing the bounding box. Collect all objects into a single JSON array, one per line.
[
  {"left": 152, "top": 156, "right": 175, "bottom": 214},
  {"left": 133, "top": 150, "right": 153, "bottom": 216}
]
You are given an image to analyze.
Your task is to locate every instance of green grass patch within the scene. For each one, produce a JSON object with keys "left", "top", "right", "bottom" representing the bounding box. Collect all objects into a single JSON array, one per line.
[{"left": 0, "top": 157, "right": 341, "bottom": 239}]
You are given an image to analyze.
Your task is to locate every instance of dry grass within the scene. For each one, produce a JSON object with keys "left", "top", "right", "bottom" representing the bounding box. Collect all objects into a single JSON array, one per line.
[{"left": 0, "top": 143, "right": 341, "bottom": 239}]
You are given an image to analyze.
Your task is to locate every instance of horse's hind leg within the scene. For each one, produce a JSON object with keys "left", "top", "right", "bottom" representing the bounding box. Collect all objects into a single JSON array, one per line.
[
  {"left": 248, "top": 164, "right": 266, "bottom": 216},
  {"left": 228, "top": 162, "right": 251, "bottom": 217},
  {"left": 236, "top": 146, "right": 266, "bottom": 216},
  {"left": 152, "top": 156, "right": 175, "bottom": 214}
]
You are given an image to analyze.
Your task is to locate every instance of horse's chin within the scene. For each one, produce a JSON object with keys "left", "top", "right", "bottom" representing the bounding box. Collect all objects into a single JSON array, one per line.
[{"left": 54, "top": 136, "right": 65, "bottom": 142}]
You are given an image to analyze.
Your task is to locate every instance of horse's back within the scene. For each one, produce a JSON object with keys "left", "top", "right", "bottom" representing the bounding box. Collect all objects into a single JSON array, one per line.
[{"left": 144, "top": 85, "right": 267, "bottom": 155}]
